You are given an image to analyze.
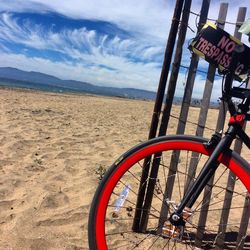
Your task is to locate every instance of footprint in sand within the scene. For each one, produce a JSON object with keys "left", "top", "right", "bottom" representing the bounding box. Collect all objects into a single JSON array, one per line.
[
  {"left": 25, "top": 163, "right": 45, "bottom": 172},
  {"left": 0, "top": 200, "right": 14, "bottom": 211},
  {"left": 37, "top": 207, "right": 85, "bottom": 227},
  {"left": 56, "top": 151, "right": 73, "bottom": 159},
  {"left": 64, "top": 159, "right": 79, "bottom": 175},
  {"left": 0, "top": 200, "right": 16, "bottom": 224},
  {"left": 40, "top": 191, "right": 69, "bottom": 209},
  {"left": 29, "top": 238, "right": 53, "bottom": 250}
]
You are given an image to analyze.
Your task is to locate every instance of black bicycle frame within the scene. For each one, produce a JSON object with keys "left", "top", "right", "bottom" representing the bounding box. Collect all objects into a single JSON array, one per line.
[
  {"left": 171, "top": 53, "right": 250, "bottom": 223},
  {"left": 175, "top": 122, "right": 250, "bottom": 216},
  {"left": 174, "top": 66, "right": 250, "bottom": 218}
]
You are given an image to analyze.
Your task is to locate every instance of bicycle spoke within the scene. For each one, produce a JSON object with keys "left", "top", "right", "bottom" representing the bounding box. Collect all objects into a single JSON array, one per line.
[
  {"left": 194, "top": 167, "right": 228, "bottom": 211},
  {"left": 132, "top": 227, "right": 162, "bottom": 249},
  {"left": 109, "top": 192, "right": 161, "bottom": 218},
  {"left": 147, "top": 235, "right": 162, "bottom": 249},
  {"left": 130, "top": 234, "right": 152, "bottom": 249},
  {"left": 184, "top": 151, "right": 189, "bottom": 192},
  {"left": 90, "top": 137, "right": 250, "bottom": 249},
  {"left": 176, "top": 165, "right": 182, "bottom": 202},
  {"left": 123, "top": 162, "right": 168, "bottom": 207},
  {"left": 199, "top": 191, "right": 247, "bottom": 212}
]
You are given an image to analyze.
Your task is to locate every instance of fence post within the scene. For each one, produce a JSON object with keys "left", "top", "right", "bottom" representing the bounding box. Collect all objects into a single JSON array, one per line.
[
  {"left": 236, "top": 87, "right": 250, "bottom": 249},
  {"left": 158, "top": 0, "right": 193, "bottom": 136},
  {"left": 147, "top": 0, "right": 185, "bottom": 140},
  {"left": 132, "top": 0, "right": 185, "bottom": 232},
  {"left": 136, "top": 0, "right": 194, "bottom": 233},
  {"left": 235, "top": 14, "right": 250, "bottom": 249},
  {"left": 214, "top": 7, "right": 247, "bottom": 250},
  {"left": 195, "top": 2, "right": 228, "bottom": 138},
  {"left": 175, "top": 0, "right": 210, "bottom": 137},
  {"left": 157, "top": 0, "right": 211, "bottom": 231},
  {"left": 193, "top": 3, "right": 228, "bottom": 247},
  {"left": 236, "top": 193, "right": 250, "bottom": 249}
]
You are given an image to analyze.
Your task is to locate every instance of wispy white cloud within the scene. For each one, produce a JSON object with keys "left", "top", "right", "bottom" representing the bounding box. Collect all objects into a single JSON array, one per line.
[
  {"left": 0, "top": 12, "right": 165, "bottom": 90},
  {"left": 0, "top": 0, "right": 173, "bottom": 42},
  {"left": 1, "top": 1, "right": 249, "bottom": 46},
  {"left": 0, "top": 43, "right": 10, "bottom": 52},
  {"left": 0, "top": 1, "right": 50, "bottom": 13},
  {"left": 0, "top": 12, "right": 163, "bottom": 60},
  {"left": 18, "top": 1, "right": 250, "bottom": 43},
  {"left": 0, "top": 0, "right": 249, "bottom": 99}
]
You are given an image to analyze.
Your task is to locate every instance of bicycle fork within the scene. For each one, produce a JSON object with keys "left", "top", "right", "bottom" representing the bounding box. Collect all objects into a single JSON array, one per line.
[{"left": 169, "top": 124, "right": 238, "bottom": 227}]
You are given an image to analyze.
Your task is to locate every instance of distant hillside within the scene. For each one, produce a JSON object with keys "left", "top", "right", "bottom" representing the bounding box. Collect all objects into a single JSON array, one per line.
[
  {"left": 0, "top": 67, "right": 219, "bottom": 108},
  {"left": 0, "top": 67, "right": 156, "bottom": 100}
]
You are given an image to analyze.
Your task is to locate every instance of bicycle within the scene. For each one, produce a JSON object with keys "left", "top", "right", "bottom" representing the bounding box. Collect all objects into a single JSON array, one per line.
[{"left": 88, "top": 21, "right": 250, "bottom": 249}]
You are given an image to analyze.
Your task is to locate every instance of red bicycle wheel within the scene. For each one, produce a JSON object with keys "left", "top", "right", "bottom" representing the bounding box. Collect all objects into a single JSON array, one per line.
[{"left": 88, "top": 135, "right": 250, "bottom": 249}]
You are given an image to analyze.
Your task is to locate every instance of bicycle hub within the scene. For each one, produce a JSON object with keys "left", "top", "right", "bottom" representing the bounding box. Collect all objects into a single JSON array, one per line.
[{"left": 169, "top": 213, "right": 185, "bottom": 226}]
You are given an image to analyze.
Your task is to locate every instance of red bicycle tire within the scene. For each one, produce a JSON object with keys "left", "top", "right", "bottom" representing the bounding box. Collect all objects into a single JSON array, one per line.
[{"left": 88, "top": 135, "right": 250, "bottom": 249}]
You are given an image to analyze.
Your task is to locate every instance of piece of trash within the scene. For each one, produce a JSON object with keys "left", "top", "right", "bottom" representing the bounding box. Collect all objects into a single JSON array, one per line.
[{"left": 113, "top": 184, "right": 131, "bottom": 213}]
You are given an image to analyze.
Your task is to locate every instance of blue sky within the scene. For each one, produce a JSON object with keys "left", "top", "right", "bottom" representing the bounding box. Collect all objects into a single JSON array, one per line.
[{"left": 0, "top": 0, "right": 249, "bottom": 99}]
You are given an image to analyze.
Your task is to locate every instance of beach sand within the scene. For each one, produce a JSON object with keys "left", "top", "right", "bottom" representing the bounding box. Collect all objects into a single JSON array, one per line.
[{"left": 0, "top": 88, "right": 248, "bottom": 249}]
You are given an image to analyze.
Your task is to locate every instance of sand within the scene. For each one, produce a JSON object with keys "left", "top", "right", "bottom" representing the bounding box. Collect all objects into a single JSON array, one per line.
[{"left": 0, "top": 87, "right": 248, "bottom": 249}]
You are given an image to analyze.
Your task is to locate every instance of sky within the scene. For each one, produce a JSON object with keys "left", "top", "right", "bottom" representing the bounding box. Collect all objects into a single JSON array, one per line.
[{"left": 0, "top": 0, "right": 249, "bottom": 100}]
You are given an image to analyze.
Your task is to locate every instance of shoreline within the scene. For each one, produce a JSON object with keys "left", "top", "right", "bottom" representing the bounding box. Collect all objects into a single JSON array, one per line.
[
  {"left": 0, "top": 84, "right": 221, "bottom": 110},
  {"left": 0, "top": 84, "right": 155, "bottom": 103}
]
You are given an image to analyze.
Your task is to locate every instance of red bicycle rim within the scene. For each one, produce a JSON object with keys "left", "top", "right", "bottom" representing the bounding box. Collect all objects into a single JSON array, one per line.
[{"left": 94, "top": 140, "right": 250, "bottom": 249}]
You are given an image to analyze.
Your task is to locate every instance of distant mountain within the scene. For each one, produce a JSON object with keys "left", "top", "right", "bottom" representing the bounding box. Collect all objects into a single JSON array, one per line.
[
  {"left": 0, "top": 67, "right": 219, "bottom": 108},
  {"left": 0, "top": 67, "right": 156, "bottom": 100}
]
